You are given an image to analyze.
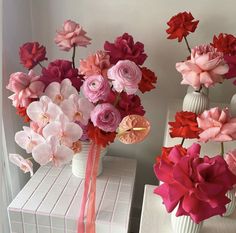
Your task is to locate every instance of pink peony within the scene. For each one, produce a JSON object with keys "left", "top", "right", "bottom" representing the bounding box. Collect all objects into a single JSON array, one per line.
[
  {"left": 7, "top": 70, "right": 45, "bottom": 108},
  {"left": 176, "top": 44, "right": 229, "bottom": 89},
  {"left": 79, "top": 50, "right": 111, "bottom": 77},
  {"left": 225, "top": 149, "right": 236, "bottom": 176},
  {"left": 104, "top": 33, "right": 147, "bottom": 65},
  {"left": 154, "top": 143, "right": 236, "bottom": 223},
  {"left": 197, "top": 107, "right": 236, "bottom": 142},
  {"left": 90, "top": 103, "right": 121, "bottom": 132},
  {"left": 55, "top": 20, "right": 91, "bottom": 51},
  {"left": 40, "top": 60, "right": 83, "bottom": 91},
  {"left": 108, "top": 60, "right": 142, "bottom": 94},
  {"left": 82, "top": 75, "right": 110, "bottom": 103}
]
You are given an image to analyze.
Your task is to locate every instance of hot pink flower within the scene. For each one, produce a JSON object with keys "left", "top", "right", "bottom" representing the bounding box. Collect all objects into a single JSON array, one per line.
[
  {"left": 154, "top": 143, "right": 236, "bottom": 223},
  {"left": 9, "top": 154, "right": 33, "bottom": 176},
  {"left": 108, "top": 60, "right": 142, "bottom": 94},
  {"left": 197, "top": 107, "right": 236, "bottom": 142},
  {"left": 91, "top": 103, "right": 121, "bottom": 132},
  {"left": 225, "top": 149, "right": 236, "bottom": 176},
  {"left": 82, "top": 75, "right": 110, "bottom": 103},
  {"left": 55, "top": 20, "right": 91, "bottom": 51},
  {"left": 79, "top": 50, "right": 111, "bottom": 77},
  {"left": 104, "top": 33, "right": 147, "bottom": 65},
  {"left": 176, "top": 44, "right": 229, "bottom": 89},
  {"left": 7, "top": 70, "right": 45, "bottom": 107}
]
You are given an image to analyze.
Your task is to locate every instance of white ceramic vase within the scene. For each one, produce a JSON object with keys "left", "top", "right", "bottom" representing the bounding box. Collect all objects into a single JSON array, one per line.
[
  {"left": 230, "top": 93, "right": 236, "bottom": 117},
  {"left": 223, "top": 188, "right": 236, "bottom": 217},
  {"left": 72, "top": 141, "right": 108, "bottom": 178},
  {"left": 182, "top": 91, "right": 209, "bottom": 114}
]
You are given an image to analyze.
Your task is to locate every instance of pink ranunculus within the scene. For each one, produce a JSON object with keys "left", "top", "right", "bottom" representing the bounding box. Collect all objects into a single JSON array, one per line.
[
  {"left": 197, "top": 107, "right": 236, "bottom": 142},
  {"left": 54, "top": 20, "right": 91, "bottom": 51},
  {"left": 40, "top": 59, "right": 83, "bottom": 91},
  {"left": 154, "top": 143, "right": 236, "bottom": 223},
  {"left": 224, "top": 55, "right": 236, "bottom": 84},
  {"left": 79, "top": 50, "right": 111, "bottom": 77},
  {"left": 107, "top": 60, "right": 142, "bottom": 94},
  {"left": 176, "top": 44, "right": 229, "bottom": 89},
  {"left": 104, "top": 33, "right": 147, "bottom": 65},
  {"left": 7, "top": 70, "right": 45, "bottom": 107},
  {"left": 90, "top": 103, "right": 121, "bottom": 132},
  {"left": 82, "top": 75, "right": 110, "bottom": 103},
  {"left": 225, "top": 149, "right": 236, "bottom": 176},
  {"left": 60, "top": 94, "right": 94, "bottom": 125},
  {"left": 9, "top": 154, "right": 33, "bottom": 176}
]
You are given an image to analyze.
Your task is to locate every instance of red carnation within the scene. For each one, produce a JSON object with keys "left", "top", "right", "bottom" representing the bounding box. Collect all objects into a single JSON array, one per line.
[
  {"left": 211, "top": 33, "right": 236, "bottom": 55},
  {"left": 139, "top": 67, "right": 157, "bottom": 93},
  {"left": 166, "top": 12, "right": 199, "bottom": 42},
  {"left": 169, "top": 111, "right": 200, "bottom": 139},
  {"left": 16, "top": 106, "right": 31, "bottom": 123},
  {"left": 104, "top": 33, "right": 147, "bottom": 65},
  {"left": 19, "top": 42, "right": 47, "bottom": 69},
  {"left": 224, "top": 55, "right": 236, "bottom": 82}
]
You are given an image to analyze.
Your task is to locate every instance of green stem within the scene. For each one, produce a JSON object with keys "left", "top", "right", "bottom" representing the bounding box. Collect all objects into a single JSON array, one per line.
[
  {"left": 180, "top": 138, "right": 185, "bottom": 147},
  {"left": 221, "top": 142, "right": 225, "bottom": 157},
  {"left": 72, "top": 45, "right": 76, "bottom": 68},
  {"left": 184, "top": 36, "right": 191, "bottom": 54}
]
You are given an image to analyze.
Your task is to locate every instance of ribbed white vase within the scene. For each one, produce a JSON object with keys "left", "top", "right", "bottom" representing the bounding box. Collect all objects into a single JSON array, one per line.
[
  {"left": 230, "top": 93, "right": 236, "bottom": 117},
  {"left": 182, "top": 91, "right": 209, "bottom": 114},
  {"left": 72, "top": 141, "right": 108, "bottom": 178},
  {"left": 223, "top": 188, "right": 236, "bottom": 217}
]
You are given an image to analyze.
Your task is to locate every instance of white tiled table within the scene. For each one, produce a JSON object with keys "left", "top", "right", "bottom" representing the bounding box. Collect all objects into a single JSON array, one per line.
[{"left": 8, "top": 156, "right": 137, "bottom": 233}]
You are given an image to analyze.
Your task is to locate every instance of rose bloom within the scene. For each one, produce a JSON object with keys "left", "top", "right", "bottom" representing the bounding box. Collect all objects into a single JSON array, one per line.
[
  {"left": 224, "top": 55, "right": 236, "bottom": 83},
  {"left": 19, "top": 42, "right": 47, "bottom": 69},
  {"left": 40, "top": 59, "right": 83, "bottom": 90},
  {"left": 197, "top": 107, "right": 236, "bottom": 142},
  {"left": 169, "top": 111, "right": 200, "bottom": 139},
  {"left": 166, "top": 12, "right": 199, "bottom": 42},
  {"left": 225, "top": 149, "right": 236, "bottom": 176},
  {"left": 104, "top": 33, "right": 147, "bottom": 65},
  {"left": 55, "top": 20, "right": 91, "bottom": 51},
  {"left": 82, "top": 75, "right": 110, "bottom": 103},
  {"left": 108, "top": 60, "right": 142, "bottom": 94},
  {"left": 90, "top": 103, "right": 121, "bottom": 132},
  {"left": 79, "top": 50, "right": 111, "bottom": 77},
  {"left": 176, "top": 44, "right": 229, "bottom": 89},
  {"left": 154, "top": 143, "right": 236, "bottom": 223},
  {"left": 139, "top": 67, "right": 157, "bottom": 93}
]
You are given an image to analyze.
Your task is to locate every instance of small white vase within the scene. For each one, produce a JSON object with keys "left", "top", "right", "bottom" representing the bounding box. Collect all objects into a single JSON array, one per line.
[
  {"left": 183, "top": 91, "right": 209, "bottom": 114},
  {"left": 223, "top": 188, "right": 236, "bottom": 217},
  {"left": 171, "top": 211, "right": 203, "bottom": 233},
  {"left": 72, "top": 141, "right": 108, "bottom": 178},
  {"left": 230, "top": 93, "right": 236, "bottom": 117}
]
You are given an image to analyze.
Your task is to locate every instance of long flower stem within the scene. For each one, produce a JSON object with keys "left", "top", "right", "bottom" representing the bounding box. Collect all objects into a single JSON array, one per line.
[
  {"left": 180, "top": 138, "right": 185, "bottom": 146},
  {"left": 38, "top": 62, "right": 44, "bottom": 68},
  {"left": 221, "top": 142, "right": 225, "bottom": 157},
  {"left": 72, "top": 45, "right": 76, "bottom": 68},
  {"left": 184, "top": 36, "right": 191, "bottom": 54}
]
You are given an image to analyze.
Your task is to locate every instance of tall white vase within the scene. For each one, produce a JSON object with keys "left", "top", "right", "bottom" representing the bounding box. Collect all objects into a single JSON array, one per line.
[
  {"left": 230, "top": 93, "right": 236, "bottom": 117},
  {"left": 223, "top": 188, "right": 236, "bottom": 217},
  {"left": 72, "top": 141, "right": 108, "bottom": 178}
]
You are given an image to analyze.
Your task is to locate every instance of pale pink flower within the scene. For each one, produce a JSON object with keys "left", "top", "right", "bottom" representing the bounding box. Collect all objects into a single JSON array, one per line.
[
  {"left": 32, "top": 136, "right": 74, "bottom": 166},
  {"left": 15, "top": 126, "right": 45, "bottom": 153},
  {"left": 27, "top": 96, "right": 62, "bottom": 127},
  {"left": 54, "top": 20, "right": 91, "bottom": 51},
  {"left": 225, "top": 149, "right": 236, "bottom": 176},
  {"left": 107, "top": 60, "right": 142, "bottom": 94},
  {"left": 44, "top": 79, "right": 78, "bottom": 105},
  {"left": 42, "top": 114, "right": 83, "bottom": 147},
  {"left": 30, "top": 121, "right": 43, "bottom": 135},
  {"left": 9, "top": 154, "right": 33, "bottom": 176},
  {"left": 176, "top": 44, "right": 229, "bottom": 89},
  {"left": 61, "top": 94, "right": 94, "bottom": 124},
  {"left": 7, "top": 70, "right": 45, "bottom": 107},
  {"left": 197, "top": 107, "right": 236, "bottom": 142}
]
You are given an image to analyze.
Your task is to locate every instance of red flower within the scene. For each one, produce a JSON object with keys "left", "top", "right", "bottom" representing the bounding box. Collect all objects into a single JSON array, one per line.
[
  {"left": 224, "top": 55, "right": 236, "bottom": 83},
  {"left": 19, "top": 42, "right": 47, "bottom": 69},
  {"left": 104, "top": 33, "right": 147, "bottom": 65},
  {"left": 139, "top": 67, "right": 157, "bottom": 93},
  {"left": 211, "top": 33, "right": 236, "bottom": 55},
  {"left": 16, "top": 106, "right": 30, "bottom": 122},
  {"left": 166, "top": 12, "right": 199, "bottom": 42},
  {"left": 87, "top": 123, "right": 116, "bottom": 147},
  {"left": 169, "top": 111, "right": 200, "bottom": 139}
]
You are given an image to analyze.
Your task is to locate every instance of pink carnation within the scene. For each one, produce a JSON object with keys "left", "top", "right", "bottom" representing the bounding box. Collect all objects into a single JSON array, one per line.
[
  {"left": 197, "top": 107, "right": 236, "bottom": 142},
  {"left": 55, "top": 20, "right": 91, "bottom": 51},
  {"left": 176, "top": 44, "right": 229, "bottom": 89},
  {"left": 90, "top": 103, "right": 121, "bottom": 132},
  {"left": 225, "top": 149, "right": 236, "bottom": 176},
  {"left": 108, "top": 60, "right": 142, "bottom": 94}
]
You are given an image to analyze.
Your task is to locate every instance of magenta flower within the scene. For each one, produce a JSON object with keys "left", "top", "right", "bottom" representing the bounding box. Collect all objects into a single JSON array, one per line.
[
  {"left": 104, "top": 33, "right": 147, "bottom": 65},
  {"left": 55, "top": 20, "right": 91, "bottom": 51},
  {"left": 90, "top": 103, "right": 121, "bottom": 132},
  {"left": 154, "top": 143, "right": 236, "bottom": 223}
]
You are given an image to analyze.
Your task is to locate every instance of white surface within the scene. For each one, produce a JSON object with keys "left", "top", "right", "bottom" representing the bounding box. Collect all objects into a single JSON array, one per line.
[
  {"left": 139, "top": 185, "right": 236, "bottom": 233},
  {"left": 8, "top": 156, "right": 137, "bottom": 233}
]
